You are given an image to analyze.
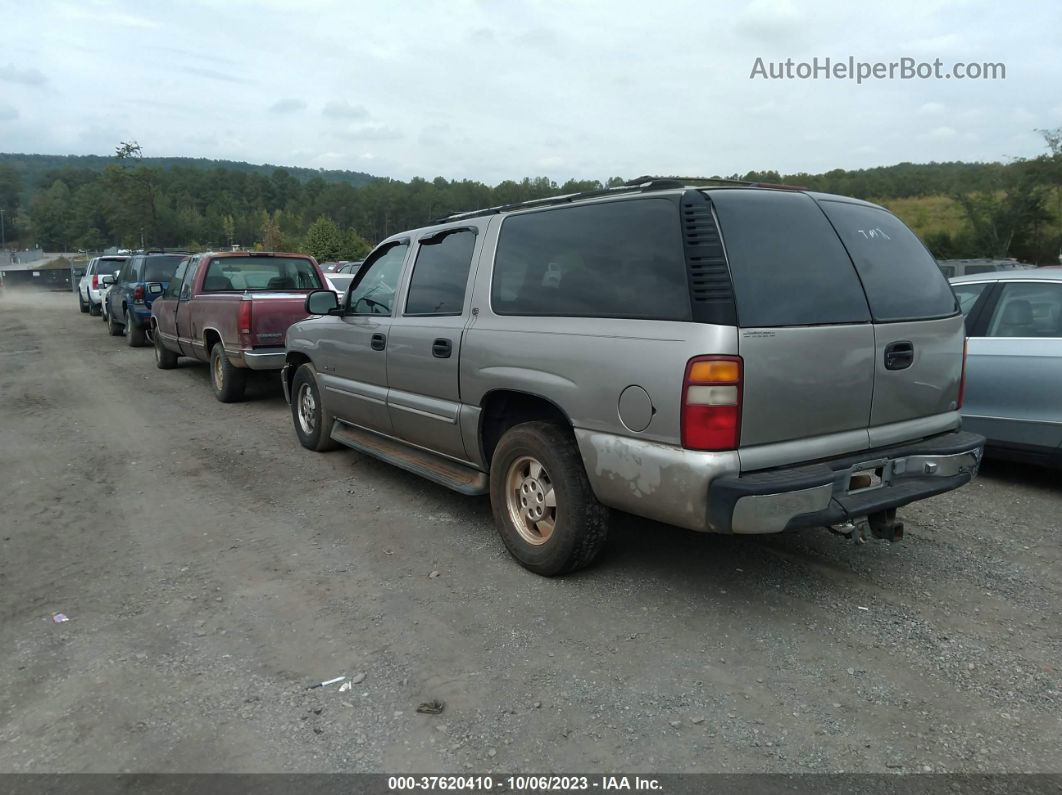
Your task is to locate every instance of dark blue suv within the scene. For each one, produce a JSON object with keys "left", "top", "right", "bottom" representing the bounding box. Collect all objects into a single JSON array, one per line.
[{"left": 105, "top": 252, "right": 188, "bottom": 346}]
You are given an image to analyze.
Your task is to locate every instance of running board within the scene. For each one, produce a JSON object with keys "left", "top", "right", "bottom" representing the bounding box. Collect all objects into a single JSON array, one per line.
[{"left": 330, "top": 421, "right": 488, "bottom": 496}]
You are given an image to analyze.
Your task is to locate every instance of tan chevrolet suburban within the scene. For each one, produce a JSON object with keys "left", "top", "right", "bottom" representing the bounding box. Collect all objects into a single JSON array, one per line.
[{"left": 282, "top": 178, "right": 984, "bottom": 576}]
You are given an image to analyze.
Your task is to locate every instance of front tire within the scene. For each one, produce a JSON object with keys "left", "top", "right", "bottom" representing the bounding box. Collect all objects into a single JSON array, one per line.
[
  {"left": 290, "top": 363, "right": 339, "bottom": 451},
  {"left": 154, "top": 329, "right": 178, "bottom": 370},
  {"left": 210, "top": 343, "right": 247, "bottom": 403},
  {"left": 489, "top": 421, "right": 609, "bottom": 576}
]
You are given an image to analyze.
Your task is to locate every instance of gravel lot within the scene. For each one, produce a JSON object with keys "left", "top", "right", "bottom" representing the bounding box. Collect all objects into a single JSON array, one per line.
[{"left": 1, "top": 289, "right": 1059, "bottom": 774}]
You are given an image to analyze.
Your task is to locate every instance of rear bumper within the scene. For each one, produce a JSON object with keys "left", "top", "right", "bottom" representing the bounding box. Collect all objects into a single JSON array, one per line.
[
  {"left": 708, "top": 430, "right": 985, "bottom": 533},
  {"left": 228, "top": 347, "right": 286, "bottom": 371}
]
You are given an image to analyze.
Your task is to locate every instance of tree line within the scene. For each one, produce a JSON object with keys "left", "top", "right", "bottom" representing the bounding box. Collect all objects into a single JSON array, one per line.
[{"left": 1, "top": 130, "right": 1059, "bottom": 264}]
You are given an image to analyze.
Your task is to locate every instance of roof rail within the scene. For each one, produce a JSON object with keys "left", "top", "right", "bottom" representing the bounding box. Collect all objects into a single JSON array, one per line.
[{"left": 433, "top": 175, "right": 806, "bottom": 224}]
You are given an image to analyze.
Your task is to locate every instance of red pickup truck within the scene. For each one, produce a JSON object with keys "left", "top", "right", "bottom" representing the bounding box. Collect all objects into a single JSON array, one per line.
[{"left": 150, "top": 251, "right": 327, "bottom": 402}]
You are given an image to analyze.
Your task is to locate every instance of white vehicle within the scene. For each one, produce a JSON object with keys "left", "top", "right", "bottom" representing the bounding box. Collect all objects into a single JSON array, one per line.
[
  {"left": 78, "top": 255, "right": 127, "bottom": 316},
  {"left": 325, "top": 273, "right": 356, "bottom": 297}
]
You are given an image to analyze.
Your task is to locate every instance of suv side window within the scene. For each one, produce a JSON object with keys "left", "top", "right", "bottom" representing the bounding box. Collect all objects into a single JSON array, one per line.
[
  {"left": 986, "top": 282, "right": 1062, "bottom": 338},
  {"left": 712, "top": 190, "right": 870, "bottom": 327},
  {"left": 492, "top": 198, "right": 690, "bottom": 320},
  {"left": 347, "top": 242, "right": 409, "bottom": 315},
  {"left": 117, "top": 257, "right": 137, "bottom": 283},
  {"left": 405, "top": 229, "right": 477, "bottom": 315}
]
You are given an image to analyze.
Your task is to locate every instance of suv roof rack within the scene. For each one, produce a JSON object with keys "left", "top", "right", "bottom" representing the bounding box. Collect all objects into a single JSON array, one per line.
[{"left": 434, "top": 176, "right": 805, "bottom": 224}]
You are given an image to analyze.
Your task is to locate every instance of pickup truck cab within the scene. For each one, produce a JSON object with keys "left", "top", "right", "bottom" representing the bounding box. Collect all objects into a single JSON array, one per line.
[
  {"left": 151, "top": 251, "right": 326, "bottom": 402},
  {"left": 105, "top": 252, "right": 186, "bottom": 346},
  {"left": 283, "top": 181, "right": 984, "bottom": 576}
]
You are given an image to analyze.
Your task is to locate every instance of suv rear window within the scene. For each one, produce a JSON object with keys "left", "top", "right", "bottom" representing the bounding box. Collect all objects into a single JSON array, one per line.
[
  {"left": 492, "top": 198, "right": 690, "bottom": 320},
  {"left": 202, "top": 257, "right": 321, "bottom": 291},
  {"left": 819, "top": 200, "right": 958, "bottom": 322},
  {"left": 711, "top": 190, "right": 870, "bottom": 327},
  {"left": 143, "top": 255, "right": 184, "bottom": 282}
]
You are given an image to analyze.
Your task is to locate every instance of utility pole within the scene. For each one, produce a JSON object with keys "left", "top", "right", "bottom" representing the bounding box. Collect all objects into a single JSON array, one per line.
[{"left": 0, "top": 208, "right": 6, "bottom": 250}]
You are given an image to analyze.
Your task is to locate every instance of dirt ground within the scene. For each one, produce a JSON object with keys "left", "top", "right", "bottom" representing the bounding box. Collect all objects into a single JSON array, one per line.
[{"left": 0, "top": 289, "right": 1059, "bottom": 774}]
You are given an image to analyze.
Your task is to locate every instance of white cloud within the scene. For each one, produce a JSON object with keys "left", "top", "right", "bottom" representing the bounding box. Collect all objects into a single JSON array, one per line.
[
  {"left": 322, "top": 101, "right": 369, "bottom": 120},
  {"left": 0, "top": 104, "right": 18, "bottom": 122},
  {"left": 268, "top": 98, "right": 307, "bottom": 114},
  {"left": 0, "top": 63, "right": 47, "bottom": 86}
]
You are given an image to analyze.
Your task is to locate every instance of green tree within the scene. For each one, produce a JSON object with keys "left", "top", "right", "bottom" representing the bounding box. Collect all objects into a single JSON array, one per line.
[
  {"left": 303, "top": 215, "right": 343, "bottom": 261},
  {"left": 0, "top": 164, "right": 22, "bottom": 245},
  {"left": 29, "top": 179, "right": 73, "bottom": 250}
]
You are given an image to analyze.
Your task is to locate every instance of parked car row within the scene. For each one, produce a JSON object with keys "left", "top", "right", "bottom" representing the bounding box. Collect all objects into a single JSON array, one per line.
[{"left": 79, "top": 182, "right": 1054, "bottom": 576}]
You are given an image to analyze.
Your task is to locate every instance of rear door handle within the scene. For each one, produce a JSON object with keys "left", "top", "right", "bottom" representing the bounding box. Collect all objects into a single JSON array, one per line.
[
  {"left": 884, "top": 340, "right": 914, "bottom": 370},
  {"left": 432, "top": 338, "right": 452, "bottom": 358},
  {"left": 370, "top": 333, "right": 386, "bottom": 351}
]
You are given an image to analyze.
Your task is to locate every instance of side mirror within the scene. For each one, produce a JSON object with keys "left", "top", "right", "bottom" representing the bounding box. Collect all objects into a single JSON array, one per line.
[
  {"left": 100, "top": 274, "right": 114, "bottom": 286},
  {"left": 306, "top": 289, "right": 340, "bottom": 316}
]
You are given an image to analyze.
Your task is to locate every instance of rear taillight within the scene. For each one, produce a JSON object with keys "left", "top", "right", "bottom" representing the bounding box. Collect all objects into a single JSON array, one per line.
[
  {"left": 957, "top": 339, "right": 968, "bottom": 409},
  {"left": 91, "top": 275, "right": 98, "bottom": 290},
  {"left": 681, "top": 355, "right": 742, "bottom": 451},
  {"left": 133, "top": 285, "right": 144, "bottom": 303},
  {"left": 237, "top": 300, "right": 253, "bottom": 349}
]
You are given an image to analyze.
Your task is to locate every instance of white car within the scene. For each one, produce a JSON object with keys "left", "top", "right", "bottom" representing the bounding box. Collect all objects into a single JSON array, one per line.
[{"left": 78, "top": 255, "right": 127, "bottom": 316}]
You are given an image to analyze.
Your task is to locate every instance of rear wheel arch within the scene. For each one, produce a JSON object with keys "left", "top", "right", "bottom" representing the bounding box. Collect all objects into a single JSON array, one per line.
[
  {"left": 479, "top": 390, "right": 575, "bottom": 468},
  {"left": 203, "top": 328, "right": 223, "bottom": 353}
]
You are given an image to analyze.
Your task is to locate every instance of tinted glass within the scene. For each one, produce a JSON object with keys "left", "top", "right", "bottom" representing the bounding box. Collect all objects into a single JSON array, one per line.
[
  {"left": 202, "top": 256, "right": 321, "bottom": 291},
  {"left": 966, "top": 265, "right": 995, "bottom": 275},
  {"left": 492, "top": 198, "right": 689, "bottom": 320},
  {"left": 406, "top": 229, "right": 477, "bottom": 315},
  {"left": 180, "top": 258, "right": 199, "bottom": 300},
  {"left": 348, "top": 242, "right": 409, "bottom": 315},
  {"left": 951, "top": 282, "right": 988, "bottom": 317},
  {"left": 820, "top": 200, "right": 958, "bottom": 322},
  {"left": 164, "top": 259, "right": 188, "bottom": 299},
  {"left": 987, "top": 282, "right": 1062, "bottom": 338},
  {"left": 143, "top": 255, "right": 183, "bottom": 282},
  {"left": 120, "top": 258, "right": 139, "bottom": 282},
  {"left": 711, "top": 190, "right": 870, "bottom": 327},
  {"left": 939, "top": 265, "right": 955, "bottom": 277}
]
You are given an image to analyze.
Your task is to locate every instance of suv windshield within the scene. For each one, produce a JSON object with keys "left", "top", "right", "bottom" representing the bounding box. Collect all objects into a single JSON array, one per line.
[{"left": 202, "top": 257, "right": 321, "bottom": 291}]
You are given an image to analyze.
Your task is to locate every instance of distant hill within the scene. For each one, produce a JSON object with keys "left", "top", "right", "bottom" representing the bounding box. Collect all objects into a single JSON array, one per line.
[{"left": 0, "top": 152, "right": 377, "bottom": 195}]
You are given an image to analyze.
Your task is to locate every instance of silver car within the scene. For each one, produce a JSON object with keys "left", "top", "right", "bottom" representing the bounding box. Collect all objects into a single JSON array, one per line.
[
  {"left": 283, "top": 181, "right": 984, "bottom": 575},
  {"left": 951, "top": 269, "right": 1062, "bottom": 467}
]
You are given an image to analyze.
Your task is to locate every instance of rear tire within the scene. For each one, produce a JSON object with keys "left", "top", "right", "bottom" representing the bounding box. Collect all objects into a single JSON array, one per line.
[
  {"left": 489, "top": 421, "right": 609, "bottom": 576},
  {"left": 126, "top": 309, "right": 146, "bottom": 347},
  {"left": 78, "top": 291, "right": 88, "bottom": 313},
  {"left": 88, "top": 301, "right": 100, "bottom": 317},
  {"left": 210, "top": 343, "right": 247, "bottom": 403},
  {"left": 107, "top": 304, "right": 123, "bottom": 336},
  {"left": 154, "top": 329, "right": 178, "bottom": 370},
  {"left": 290, "top": 363, "right": 339, "bottom": 451}
]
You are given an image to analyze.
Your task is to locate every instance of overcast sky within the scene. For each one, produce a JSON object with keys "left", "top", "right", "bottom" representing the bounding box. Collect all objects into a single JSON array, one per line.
[{"left": 1, "top": 0, "right": 1060, "bottom": 183}]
